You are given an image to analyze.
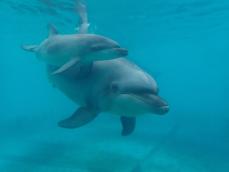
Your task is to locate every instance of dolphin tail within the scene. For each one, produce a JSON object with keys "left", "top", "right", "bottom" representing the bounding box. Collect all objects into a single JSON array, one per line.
[
  {"left": 21, "top": 45, "right": 38, "bottom": 52},
  {"left": 75, "top": 0, "right": 90, "bottom": 34}
]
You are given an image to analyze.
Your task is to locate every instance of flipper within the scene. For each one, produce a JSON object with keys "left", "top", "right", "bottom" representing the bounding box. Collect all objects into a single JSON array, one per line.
[
  {"left": 48, "top": 24, "right": 58, "bottom": 37},
  {"left": 21, "top": 45, "right": 38, "bottom": 52},
  {"left": 76, "top": 1, "right": 89, "bottom": 34},
  {"left": 52, "top": 57, "right": 94, "bottom": 76},
  {"left": 120, "top": 116, "right": 136, "bottom": 136},
  {"left": 52, "top": 58, "right": 80, "bottom": 75},
  {"left": 58, "top": 107, "right": 99, "bottom": 129}
]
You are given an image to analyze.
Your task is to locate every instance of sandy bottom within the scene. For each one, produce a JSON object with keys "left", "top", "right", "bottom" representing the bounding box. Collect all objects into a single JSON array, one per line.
[
  {"left": 0, "top": 130, "right": 228, "bottom": 172},
  {"left": 0, "top": 117, "right": 228, "bottom": 172}
]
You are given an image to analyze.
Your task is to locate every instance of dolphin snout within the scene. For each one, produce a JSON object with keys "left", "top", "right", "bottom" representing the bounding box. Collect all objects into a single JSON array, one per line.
[
  {"left": 113, "top": 48, "right": 128, "bottom": 57},
  {"left": 143, "top": 94, "right": 169, "bottom": 115},
  {"left": 157, "top": 105, "right": 169, "bottom": 115},
  {"left": 154, "top": 97, "right": 169, "bottom": 115}
]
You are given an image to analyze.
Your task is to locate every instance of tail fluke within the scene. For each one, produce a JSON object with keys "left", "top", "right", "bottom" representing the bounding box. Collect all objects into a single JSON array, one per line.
[
  {"left": 75, "top": 0, "right": 90, "bottom": 34},
  {"left": 21, "top": 45, "right": 38, "bottom": 52}
]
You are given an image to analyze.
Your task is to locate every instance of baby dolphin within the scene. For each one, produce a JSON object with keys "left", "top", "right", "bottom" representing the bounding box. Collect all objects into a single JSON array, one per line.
[{"left": 22, "top": 2, "right": 128, "bottom": 75}]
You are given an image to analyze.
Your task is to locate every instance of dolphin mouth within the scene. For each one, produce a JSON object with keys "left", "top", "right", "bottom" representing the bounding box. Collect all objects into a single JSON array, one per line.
[
  {"left": 126, "top": 93, "right": 169, "bottom": 115},
  {"left": 124, "top": 93, "right": 153, "bottom": 105},
  {"left": 157, "top": 105, "right": 169, "bottom": 114},
  {"left": 112, "top": 48, "right": 128, "bottom": 57}
]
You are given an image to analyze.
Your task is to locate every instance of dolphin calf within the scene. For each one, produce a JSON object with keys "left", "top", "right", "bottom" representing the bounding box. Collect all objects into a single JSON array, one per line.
[
  {"left": 47, "top": 58, "right": 169, "bottom": 136},
  {"left": 22, "top": 1, "right": 128, "bottom": 75}
]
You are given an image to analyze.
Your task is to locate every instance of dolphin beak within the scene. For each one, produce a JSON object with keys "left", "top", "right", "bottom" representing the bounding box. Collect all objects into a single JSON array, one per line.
[
  {"left": 149, "top": 94, "right": 169, "bottom": 115},
  {"left": 113, "top": 48, "right": 128, "bottom": 57},
  {"left": 133, "top": 94, "right": 169, "bottom": 115},
  {"left": 156, "top": 105, "right": 169, "bottom": 115}
]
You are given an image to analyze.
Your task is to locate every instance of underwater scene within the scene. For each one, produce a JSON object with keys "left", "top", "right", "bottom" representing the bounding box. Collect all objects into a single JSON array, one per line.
[{"left": 0, "top": 0, "right": 229, "bottom": 171}]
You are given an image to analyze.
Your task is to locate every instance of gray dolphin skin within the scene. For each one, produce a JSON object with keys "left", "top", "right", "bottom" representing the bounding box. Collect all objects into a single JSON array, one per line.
[
  {"left": 47, "top": 58, "right": 169, "bottom": 136},
  {"left": 22, "top": 1, "right": 169, "bottom": 136},
  {"left": 22, "top": 1, "right": 128, "bottom": 75}
]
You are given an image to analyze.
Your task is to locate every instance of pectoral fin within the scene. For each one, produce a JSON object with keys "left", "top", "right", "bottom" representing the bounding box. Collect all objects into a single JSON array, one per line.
[
  {"left": 52, "top": 58, "right": 80, "bottom": 75},
  {"left": 58, "top": 107, "right": 99, "bottom": 129},
  {"left": 120, "top": 116, "right": 136, "bottom": 136}
]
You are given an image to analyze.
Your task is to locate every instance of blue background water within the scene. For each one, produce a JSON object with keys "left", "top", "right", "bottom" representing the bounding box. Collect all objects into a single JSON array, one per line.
[{"left": 0, "top": 0, "right": 228, "bottom": 171}]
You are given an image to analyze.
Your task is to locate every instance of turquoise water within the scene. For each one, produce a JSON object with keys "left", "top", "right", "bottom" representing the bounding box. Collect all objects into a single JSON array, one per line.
[{"left": 1, "top": 0, "right": 229, "bottom": 171}]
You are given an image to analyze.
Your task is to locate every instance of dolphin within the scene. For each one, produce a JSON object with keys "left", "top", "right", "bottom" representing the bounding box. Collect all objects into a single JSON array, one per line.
[
  {"left": 22, "top": 1, "right": 128, "bottom": 75},
  {"left": 47, "top": 58, "right": 169, "bottom": 136}
]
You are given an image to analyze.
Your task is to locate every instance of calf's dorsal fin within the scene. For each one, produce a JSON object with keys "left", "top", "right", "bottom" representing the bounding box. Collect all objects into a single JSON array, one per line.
[{"left": 48, "top": 24, "right": 58, "bottom": 37}]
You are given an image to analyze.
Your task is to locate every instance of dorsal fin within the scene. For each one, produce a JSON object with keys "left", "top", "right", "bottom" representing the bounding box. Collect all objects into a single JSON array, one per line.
[{"left": 47, "top": 24, "right": 58, "bottom": 37}]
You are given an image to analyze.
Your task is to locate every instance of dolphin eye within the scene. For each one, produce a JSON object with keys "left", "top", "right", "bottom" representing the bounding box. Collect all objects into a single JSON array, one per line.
[{"left": 111, "top": 83, "right": 119, "bottom": 93}]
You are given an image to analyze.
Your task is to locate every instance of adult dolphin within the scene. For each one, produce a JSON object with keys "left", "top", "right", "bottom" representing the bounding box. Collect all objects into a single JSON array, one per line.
[
  {"left": 22, "top": 1, "right": 128, "bottom": 75},
  {"left": 47, "top": 58, "right": 169, "bottom": 136}
]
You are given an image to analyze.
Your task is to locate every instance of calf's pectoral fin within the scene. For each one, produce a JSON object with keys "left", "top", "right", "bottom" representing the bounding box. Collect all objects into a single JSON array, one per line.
[
  {"left": 120, "top": 116, "right": 136, "bottom": 136},
  {"left": 52, "top": 58, "right": 80, "bottom": 75},
  {"left": 58, "top": 107, "right": 99, "bottom": 129},
  {"left": 21, "top": 45, "right": 38, "bottom": 52}
]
